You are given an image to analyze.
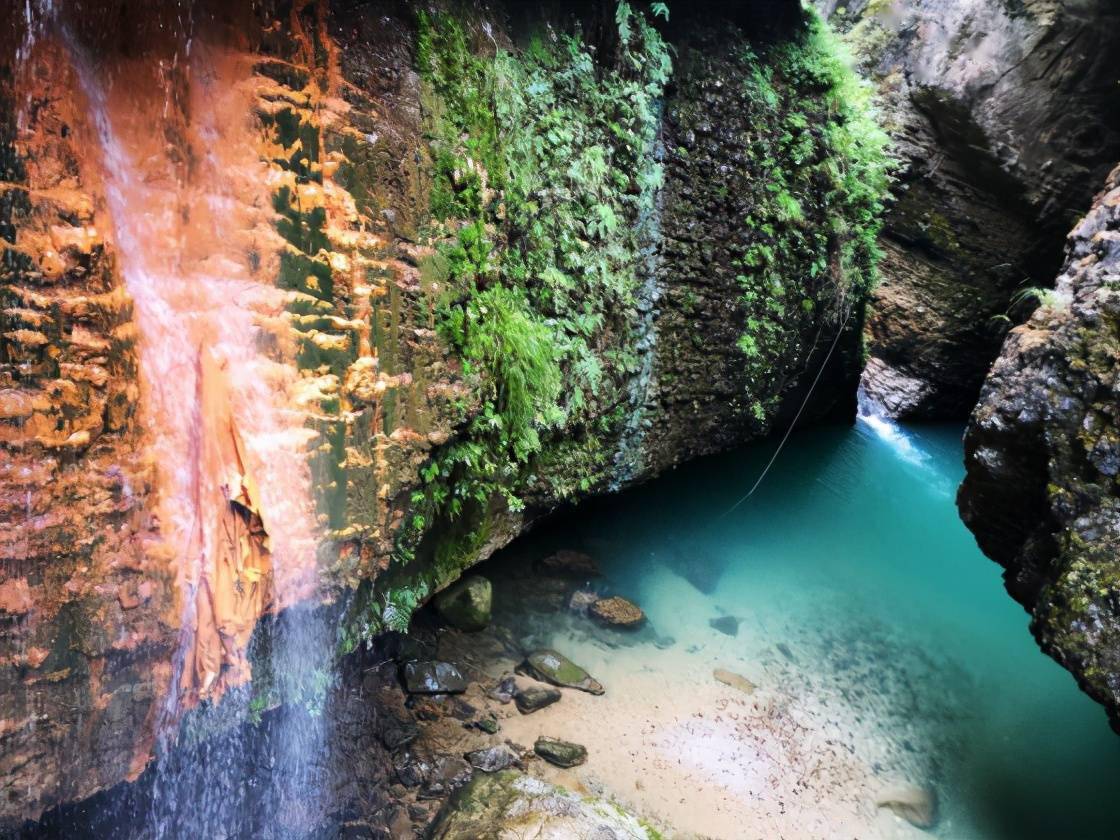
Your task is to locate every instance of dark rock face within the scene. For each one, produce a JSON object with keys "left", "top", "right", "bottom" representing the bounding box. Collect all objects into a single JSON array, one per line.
[
  {"left": 959, "top": 164, "right": 1120, "bottom": 730},
  {"left": 820, "top": 0, "right": 1120, "bottom": 418}
]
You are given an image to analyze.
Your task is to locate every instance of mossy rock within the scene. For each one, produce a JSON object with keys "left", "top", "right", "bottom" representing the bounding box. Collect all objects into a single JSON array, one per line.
[
  {"left": 430, "top": 770, "right": 658, "bottom": 839},
  {"left": 533, "top": 736, "right": 587, "bottom": 768},
  {"left": 518, "top": 649, "right": 604, "bottom": 695},
  {"left": 435, "top": 575, "right": 492, "bottom": 632}
]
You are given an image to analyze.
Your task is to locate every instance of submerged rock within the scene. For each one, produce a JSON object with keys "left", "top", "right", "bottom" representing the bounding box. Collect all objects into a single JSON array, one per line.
[
  {"left": 465, "top": 746, "right": 519, "bottom": 773},
  {"left": 533, "top": 737, "right": 587, "bottom": 768},
  {"left": 429, "top": 770, "right": 657, "bottom": 839},
  {"left": 518, "top": 650, "right": 604, "bottom": 695},
  {"left": 589, "top": 596, "right": 645, "bottom": 629},
  {"left": 402, "top": 661, "right": 468, "bottom": 695},
  {"left": 536, "top": 549, "right": 599, "bottom": 579},
  {"left": 709, "top": 615, "right": 741, "bottom": 636},
  {"left": 875, "top": 784, "right": 938, "bottom": 830},
  {"left": 713, "top": 668, "right": 756, "bottom": 695},
  {"left": 567, "top": 588, "right": 599, "bottom": 615},
  {"left": 515, "top": 686, "right": 561, "bottom": 714},
  {"left": 435, "top": 575, "right": 492, "bottom": 632}
]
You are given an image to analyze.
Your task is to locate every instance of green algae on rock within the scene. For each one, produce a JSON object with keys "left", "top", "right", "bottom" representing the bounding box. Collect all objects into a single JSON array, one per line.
[{"left": 429, "top": 770, "right": 658, "bottom": 839}]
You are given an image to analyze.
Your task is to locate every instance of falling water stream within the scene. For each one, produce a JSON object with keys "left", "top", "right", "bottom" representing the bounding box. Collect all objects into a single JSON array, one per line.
[{"left": 61, "top": 20, "right": 333, "bottom": 838}]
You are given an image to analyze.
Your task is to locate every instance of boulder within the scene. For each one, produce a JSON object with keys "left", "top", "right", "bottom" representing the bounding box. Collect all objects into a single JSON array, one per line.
[
  {"left": 536, "top": 550, "right": 599, "bottom": 579},
  {"left": 533, "top": 737, "right": 587, "bottom": 768},
  {"left": 465, "top": 745, "right": 520, "bottom": 773},
  {"left": 429, "top": 770, "right": 658, "bottom": 839},
  {"left": 875, "top": 784, "right": 938, "bottom": 830},
  {"left": 589, "top": 596, "right": 645, "bottom": 629},
  {"left": 514, "top": 686, "right": 561, "bottom": 714},
  {"left": 709, "top": 615, "right": 741, "bottom": 636},
  {"left": 435, "top": 575, "right": 492, "bottom": 632},
  {"left": 713, "top": 668, "right": 757, "bottom": 695},
  {"left": 402, "top": 661, "right": 468, "bottom": 695},
  {"left": 518, "top": 650, "right": 604, "bottom": 695},
  {"left": 567, "top": 588, "right": 598, "bottom": 615}
]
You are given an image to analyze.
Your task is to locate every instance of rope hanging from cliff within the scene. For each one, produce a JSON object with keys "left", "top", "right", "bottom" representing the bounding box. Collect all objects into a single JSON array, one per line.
[{"left": 720, "top": 308, "right": 853, "bottom": 518}]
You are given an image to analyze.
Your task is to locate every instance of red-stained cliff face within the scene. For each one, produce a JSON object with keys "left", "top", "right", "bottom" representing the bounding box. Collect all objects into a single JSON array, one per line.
[{"left": 0, "top": 1, "right": 344, "bottom": 822}]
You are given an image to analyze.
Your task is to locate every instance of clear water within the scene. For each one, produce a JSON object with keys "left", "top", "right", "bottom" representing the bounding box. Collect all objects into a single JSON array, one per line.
[{"left": 501, "top": 414, "right": 1120, "bottom": 839}]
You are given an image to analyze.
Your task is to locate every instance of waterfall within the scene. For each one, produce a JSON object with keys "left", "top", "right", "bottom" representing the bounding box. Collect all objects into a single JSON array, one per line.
[{"left": 61, "top": 18, "right": 334, "bottom": 837}]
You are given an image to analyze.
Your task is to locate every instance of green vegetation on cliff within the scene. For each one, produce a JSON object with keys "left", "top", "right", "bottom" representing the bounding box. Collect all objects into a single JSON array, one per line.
[
  {"left": 342, "top": 2, "right": 891, "bottom": 648},
  {"left": 731, "top": 11, "right": 891, "bottom": 407}
]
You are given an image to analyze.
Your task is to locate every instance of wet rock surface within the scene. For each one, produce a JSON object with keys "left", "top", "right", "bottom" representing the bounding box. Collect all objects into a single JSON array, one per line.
[
  {"left": 589, "top": 595, "right": 646, "bottom": 629},
  {"left": 402, "top": 662, "right": 469, "bottom": 696},
  {"left": 518, "top": 650, "right": 605, "bottom": 696},
  {"left": 819, "top": 0, "right": 1120, "bottom": 418},
  {"left": 960, "top": 164, "right": 1120, "bottom": 730}
]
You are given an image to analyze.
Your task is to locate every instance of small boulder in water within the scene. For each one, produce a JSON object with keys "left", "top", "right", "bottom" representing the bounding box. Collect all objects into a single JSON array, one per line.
[
  {"left": 515, "top": 686, "right": 561, "bottom": 714},
  {"left": 466, "top": 745, "right": 520, "bottom": 773},
  {"left": 534, "top": 736, "right": 587, "bottom": 768},
  {"left": 568, "top": 588, "right": 598, "bottom": 614},
  {"left": 518, "top": 649, "right": 604, "bottom": 695},
  {"left": 589, "top": 595, "right": 645, "bottom": 629},
  {"left": 713, "top": 668, "right": 757, "bottom": 694},
  {"left": 435, "top": 575, "right": 492, "bottom": 632},
  {"left": 402, "top": 661, "right": 468, "bottom": 695},
  {"left": 875, "top": 783, "right": 938, "bottom": 829},
  {"left": 709, "top": 615, "right": 741, "bottom": 636},
  {"left": 536, "top": 549, "right": 599, "bottom": 579}
]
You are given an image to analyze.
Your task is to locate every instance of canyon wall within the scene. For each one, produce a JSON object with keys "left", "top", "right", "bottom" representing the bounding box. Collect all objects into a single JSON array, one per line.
[
  {"left": 0, "top": 0, "right": 889, "bottom": 825},
  {"left": 819, "top": 0, "right": 1120, "bottom": 418},
  {"left": 960, "top": 164, "right": 1120, "bottom": 732}
]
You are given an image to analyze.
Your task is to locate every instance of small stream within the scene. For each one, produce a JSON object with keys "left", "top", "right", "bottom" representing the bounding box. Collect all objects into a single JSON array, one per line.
[{"left": 479, "top": 409, "right": 1120, "bottom": 838}]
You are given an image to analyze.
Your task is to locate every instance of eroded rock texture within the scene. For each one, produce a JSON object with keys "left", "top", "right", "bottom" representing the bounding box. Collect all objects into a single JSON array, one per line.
[
  {"left": 820, "top": 0, "right": 1120, "bottom": 417},
  {"left": 960, "top": 164, "right": 1120, "bottom": 730}
]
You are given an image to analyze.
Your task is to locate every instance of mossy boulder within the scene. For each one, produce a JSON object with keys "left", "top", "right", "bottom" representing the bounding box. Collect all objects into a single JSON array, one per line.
[
  {"left": 533, "top": 737, "right": 586, "bottom": 768},
  {"left": 429, "top": 770, "right": 658, "bottom": 839},
  {"left": 518, "top": 649, "right": 604, "bottom": 695},
  {"left": 514, "top": 686, "right": 561, "bottom": 714},
  {"left": 435, "top": 575, "right": 492, "bottom": 632}
]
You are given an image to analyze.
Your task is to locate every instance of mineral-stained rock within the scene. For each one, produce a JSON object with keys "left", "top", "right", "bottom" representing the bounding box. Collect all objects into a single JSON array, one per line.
[
  {"left": 518, "top": 650, "right": 604, "bottom": 695},
  {"left": 533, "top": 737, "right": 587, "bottom": 769},
  {"left": 429, "top": 770, "right": 657, "bottom": 839},
  {"left": 402, "top": 662, "right": 468, "bottom": 695},
  {"left": 514, "top": 687, "right": 561, "bottom": 714},
  {"left": 435, "top": 575, "right": 493, "bottom": 632},
  {"left": 960, "top": 164, "right": 1120, "bottom": 731},
  {"left": 875, "top": 783, "right": 938, "bottom": 830},
  {"left": 536, "top": 550, "right": 600, "bottom": 579},
  {"left": 589, "top": 596, "right": 646, "bottom": 629}
]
